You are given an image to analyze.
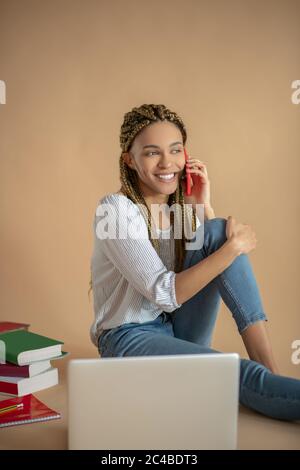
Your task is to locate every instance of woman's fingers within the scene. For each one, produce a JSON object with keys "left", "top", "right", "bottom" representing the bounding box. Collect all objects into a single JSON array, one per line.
[
  {"left": 186, "top": 160, "right": 208, "bottom": 175},
  {"left": 187, "top": 168, "right": 208, "bottom": 180}
]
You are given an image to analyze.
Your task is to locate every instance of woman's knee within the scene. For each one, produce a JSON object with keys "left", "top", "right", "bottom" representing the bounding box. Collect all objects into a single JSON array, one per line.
[
  {"left": 183, "top": 217, "right": 228, "bottom": 267},
  {"left": 205, "top": 217, "right": 227, "bottom": 234},
  {"left": 204, "top": 217, "right": 228, "bottom": 251}
]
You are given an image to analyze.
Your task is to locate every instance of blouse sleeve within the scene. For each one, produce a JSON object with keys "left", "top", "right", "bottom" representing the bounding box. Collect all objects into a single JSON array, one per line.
[{"left": 93, "top": 194, "right": 182, "bottom": 312}]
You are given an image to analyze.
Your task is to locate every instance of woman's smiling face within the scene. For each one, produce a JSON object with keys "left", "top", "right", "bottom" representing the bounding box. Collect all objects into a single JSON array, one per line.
[{"left": 122, "top": 120, "right": 185, "bottom": 200}]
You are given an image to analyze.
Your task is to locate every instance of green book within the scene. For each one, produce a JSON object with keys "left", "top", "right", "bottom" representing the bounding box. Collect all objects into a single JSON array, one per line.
[{"left": 0, "top": 330, "right": 64, "bottom": 365}]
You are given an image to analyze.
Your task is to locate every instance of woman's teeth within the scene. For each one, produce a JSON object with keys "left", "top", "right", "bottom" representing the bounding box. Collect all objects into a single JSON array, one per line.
[{"left": 156, "top": 173, "right": 176, "bottom": 181}]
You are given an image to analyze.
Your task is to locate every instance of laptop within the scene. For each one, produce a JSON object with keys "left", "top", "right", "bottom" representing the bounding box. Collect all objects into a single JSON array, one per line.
[{"left": 68, "top": 353, "right": 240, "bottom": 450}]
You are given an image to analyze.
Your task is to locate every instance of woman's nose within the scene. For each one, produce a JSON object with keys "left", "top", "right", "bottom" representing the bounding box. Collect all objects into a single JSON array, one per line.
[
  {"left": 158, "top": 163, "right": 172, "bottom": 169},
  {"left": 158, "top": 156, "right": 172, "bottom": 168}
]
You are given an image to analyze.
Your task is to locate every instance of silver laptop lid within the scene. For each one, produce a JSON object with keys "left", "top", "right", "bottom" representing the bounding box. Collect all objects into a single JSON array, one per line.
[{"left": 68, "top": 353, "right": 239, "bottom": 450}]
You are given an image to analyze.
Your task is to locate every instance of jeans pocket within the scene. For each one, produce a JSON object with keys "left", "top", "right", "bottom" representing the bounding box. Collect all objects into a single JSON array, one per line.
[
  {"left": 98, "top": 331, "right": 110, "bottom": 355},
  {"left": 100, "top": 344, "right": 111, "bottom": 357},
  {"left": 99, "top": 327, "right": 119, "bottom": 357},
  {"left": 99, "top": 340, "right": 111, "bottom": 357}
]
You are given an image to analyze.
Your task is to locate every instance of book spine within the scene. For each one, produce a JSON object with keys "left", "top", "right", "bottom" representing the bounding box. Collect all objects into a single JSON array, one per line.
[
  {"left": 0, "top": 365, "right": 29, "bottom": 377},
  {"left": 0, "top": 380, "right": 18, "bottom": 395},
  {"left": 4, "top": 349, "right": 18, "bottom": 365}
]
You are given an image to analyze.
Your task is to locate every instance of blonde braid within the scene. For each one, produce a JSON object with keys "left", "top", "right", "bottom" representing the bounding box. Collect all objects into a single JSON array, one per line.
[{"left": 88, "top": 104, "right": 196, "bottom": 300}]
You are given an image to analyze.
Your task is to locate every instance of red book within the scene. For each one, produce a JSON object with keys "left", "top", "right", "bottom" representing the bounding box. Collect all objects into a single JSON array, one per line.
[
  {"left": 0, "top": 394, "right": 61, "bottom": 428},
  {"left": 0, "top": 322, "right": 30, "bottom": 333},
  {"left": 0, "top": 360, "right": 51, "bottom": 378}
]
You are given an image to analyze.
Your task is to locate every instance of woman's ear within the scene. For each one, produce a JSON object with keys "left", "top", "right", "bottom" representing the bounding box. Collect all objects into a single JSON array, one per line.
[{"left": 122, "top": 152, "right": 136, "bottom": 171}]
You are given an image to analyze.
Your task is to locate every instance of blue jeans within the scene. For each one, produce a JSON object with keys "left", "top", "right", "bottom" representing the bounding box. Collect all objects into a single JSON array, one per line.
[{"left": 98, "top": 217, "right": 300, "bottom": 422}]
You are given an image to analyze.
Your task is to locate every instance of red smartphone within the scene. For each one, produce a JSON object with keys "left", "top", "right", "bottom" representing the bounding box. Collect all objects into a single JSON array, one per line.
[{"left": 184, "top": 147, "right": 191, "bottom": 196}]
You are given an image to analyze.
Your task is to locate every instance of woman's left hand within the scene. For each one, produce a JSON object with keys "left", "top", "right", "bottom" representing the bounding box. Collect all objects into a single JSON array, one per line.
[{"left": 181, "top": 157, "right": 212, "bottom": 208}]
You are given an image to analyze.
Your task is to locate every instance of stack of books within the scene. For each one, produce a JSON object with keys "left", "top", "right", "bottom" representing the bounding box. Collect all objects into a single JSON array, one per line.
[{"left": 0, "top": 321, "right": 68, "bottom": 397}]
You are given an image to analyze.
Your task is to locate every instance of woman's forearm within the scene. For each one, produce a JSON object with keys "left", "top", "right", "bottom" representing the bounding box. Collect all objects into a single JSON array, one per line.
[{"left": 175, "top": 239, "right": 239, "bottom": 305}]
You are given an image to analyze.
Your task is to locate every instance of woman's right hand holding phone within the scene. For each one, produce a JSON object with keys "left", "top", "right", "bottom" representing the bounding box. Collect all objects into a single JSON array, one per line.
[{"left": 226, "top": 216, "right": 257, "bottom": 256}]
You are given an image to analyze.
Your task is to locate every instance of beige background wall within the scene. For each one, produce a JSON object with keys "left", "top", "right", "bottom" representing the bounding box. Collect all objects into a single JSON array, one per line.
[{"left": 0, "top": 0, "right": 299, "bottom": 378}]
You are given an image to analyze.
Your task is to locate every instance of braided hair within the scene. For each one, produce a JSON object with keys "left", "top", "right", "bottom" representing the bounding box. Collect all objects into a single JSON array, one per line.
[{"left": 88, "top": 104, "right": 196, "bottom": 299}]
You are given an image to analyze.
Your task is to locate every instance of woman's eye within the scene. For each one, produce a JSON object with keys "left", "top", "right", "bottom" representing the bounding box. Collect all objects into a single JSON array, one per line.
[
  {"left": 146, "top": 149, "right": 181, "bottom": 156},
  {"left": 146, "top": 151, "right": 158, "bottom": 156}
]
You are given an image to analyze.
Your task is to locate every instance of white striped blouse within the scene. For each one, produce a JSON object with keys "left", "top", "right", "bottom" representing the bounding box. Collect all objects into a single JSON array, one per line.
[{"left": 89, "top": 193, "right": 201, "bottom": 347}]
